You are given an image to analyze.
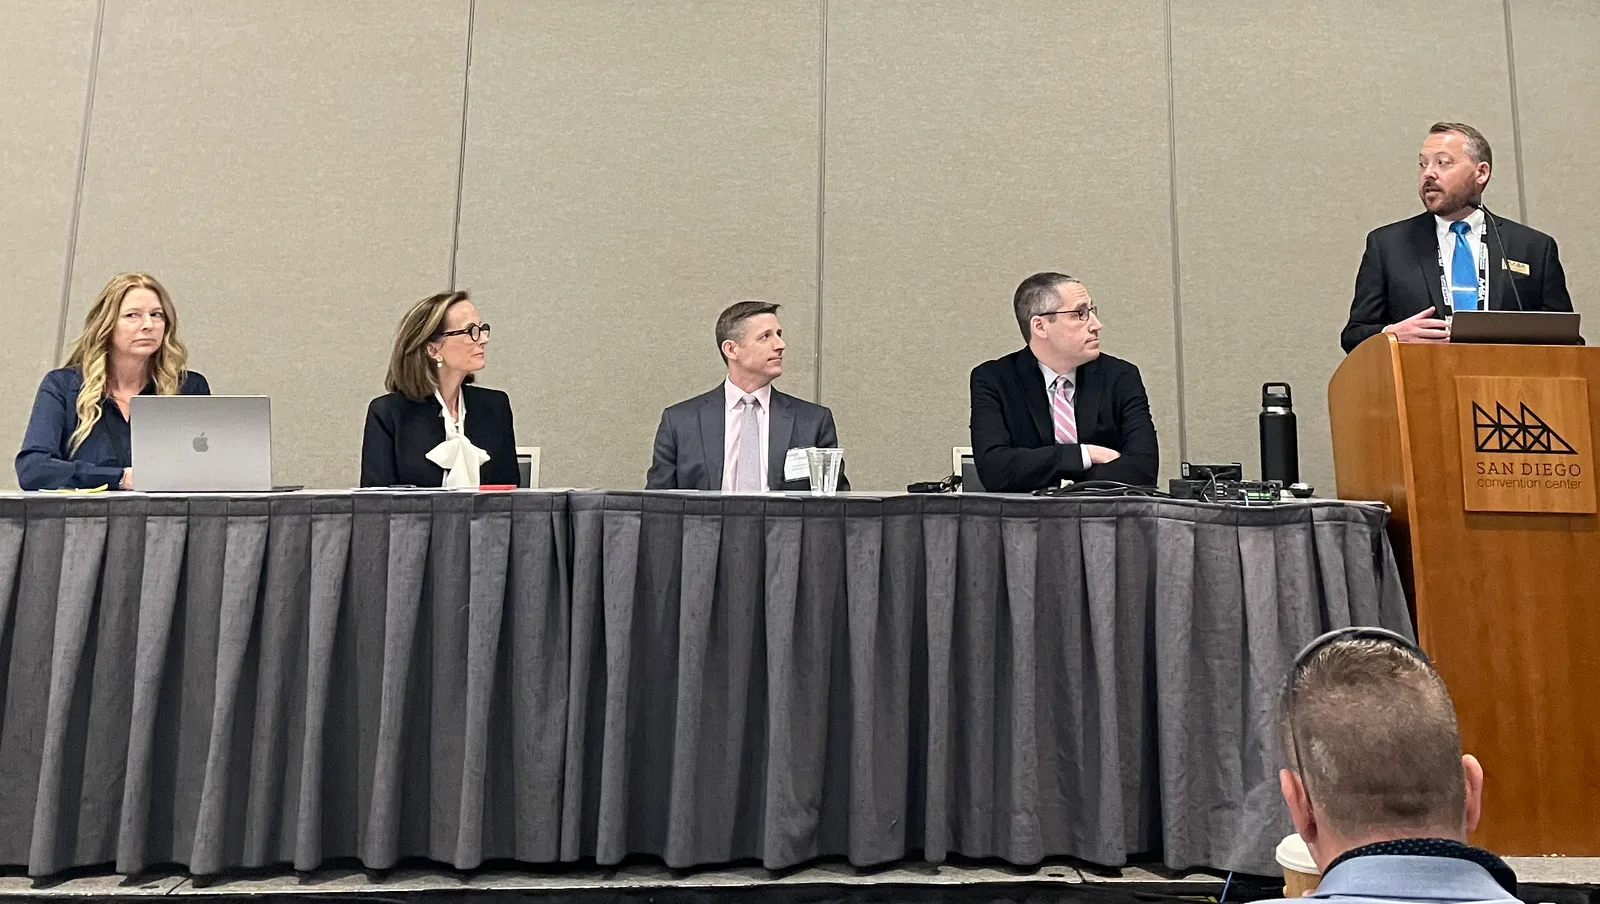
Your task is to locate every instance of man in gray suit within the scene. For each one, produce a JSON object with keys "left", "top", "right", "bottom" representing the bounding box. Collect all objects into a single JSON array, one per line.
[
  {"left": 1269, "top": 628, "right": 1516, "bottom": 903},
  {"left": 646, "top": 300, "right": 847, "bottom": 492}
]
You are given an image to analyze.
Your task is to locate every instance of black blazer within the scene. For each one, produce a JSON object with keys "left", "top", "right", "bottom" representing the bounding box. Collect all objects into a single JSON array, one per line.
[
  {"left": 969, "top": 347, "right": 1159, "bottom": 492},
  {"left": 360, "top": 385, "right": 522, "bottom": 487},
  {"left": 1342, "top": 211, "right": 1573, "bottom": 352},
  {"left": 645, "top": 385, "right": 848, "bottom": 491}
]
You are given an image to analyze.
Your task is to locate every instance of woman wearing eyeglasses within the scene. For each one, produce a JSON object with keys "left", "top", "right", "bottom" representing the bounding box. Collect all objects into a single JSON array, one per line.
[{"left": 359, "top": 290, "right": 521, "bottom": 488}]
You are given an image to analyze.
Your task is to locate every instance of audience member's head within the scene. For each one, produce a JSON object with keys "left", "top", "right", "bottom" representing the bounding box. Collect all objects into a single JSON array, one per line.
[{"left": 1279, "top": 628, "right": 1483, "bottom": 871}]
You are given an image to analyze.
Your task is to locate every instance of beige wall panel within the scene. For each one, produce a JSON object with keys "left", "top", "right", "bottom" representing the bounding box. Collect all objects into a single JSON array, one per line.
[
  {"left": 0, "top": 1, "right": 98, "bottom": 487},
  {"left": 456, "top": 0, "right": 822, "bottom": 488},
  {"left": 67, "top": 1, "right": 468, "bottom": 487},
  {"left": 822, "top": 0, "right": 1178, "bottom": 491},
  {"left": 1171, "top": 0, "right": 1517, "bottom": 492},
  {"left": 1512, "top": 0, "right": 1600, "bottom": 327}
]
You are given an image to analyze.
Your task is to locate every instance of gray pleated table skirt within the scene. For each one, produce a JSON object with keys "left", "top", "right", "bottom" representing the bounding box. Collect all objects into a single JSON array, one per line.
[{"left": 0, "top": 489, "right": 1408, "bottom": 878}]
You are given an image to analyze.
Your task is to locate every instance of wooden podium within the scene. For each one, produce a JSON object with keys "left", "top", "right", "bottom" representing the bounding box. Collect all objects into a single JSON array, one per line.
[{"left": 1328, "top": 333, "right": 1600, "bottom": 855}]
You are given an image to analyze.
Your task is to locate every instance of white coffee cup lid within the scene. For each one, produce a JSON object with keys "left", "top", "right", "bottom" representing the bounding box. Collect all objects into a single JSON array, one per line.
[{"left": 1276, "top": 833, "right": 1320, "bottom": 874}]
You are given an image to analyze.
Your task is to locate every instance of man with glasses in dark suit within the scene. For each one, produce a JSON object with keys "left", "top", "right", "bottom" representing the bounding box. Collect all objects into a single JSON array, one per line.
[{"left": 968, "top": 272, "right": 1158, "bottom": 492}]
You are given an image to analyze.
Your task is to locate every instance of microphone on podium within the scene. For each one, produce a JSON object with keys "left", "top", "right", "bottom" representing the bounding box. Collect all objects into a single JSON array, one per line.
[{"left": 1476, "top": 202, "right": 1526, "bottom": 312}]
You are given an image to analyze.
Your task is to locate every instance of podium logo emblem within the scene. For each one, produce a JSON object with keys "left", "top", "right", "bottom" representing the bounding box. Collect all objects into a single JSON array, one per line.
[
  {"left": 1472, "top": 402, "right": 1577, "bottom": 455},
  {"left": 1456, "top": 375, "right": 1594, "bottom": 514}
]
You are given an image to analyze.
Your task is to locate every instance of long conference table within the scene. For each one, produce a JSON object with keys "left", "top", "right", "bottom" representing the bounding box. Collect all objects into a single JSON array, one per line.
[{"left": 0, "top": 489, "right": 1409, "bottom": 879}]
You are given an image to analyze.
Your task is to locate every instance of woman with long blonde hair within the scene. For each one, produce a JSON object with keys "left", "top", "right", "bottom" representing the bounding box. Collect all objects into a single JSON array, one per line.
[{"left": 16, "top": 272, "right": 210, "bottom": 490}]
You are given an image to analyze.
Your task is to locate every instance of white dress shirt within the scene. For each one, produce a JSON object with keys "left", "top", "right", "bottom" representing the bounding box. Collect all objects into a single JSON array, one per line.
[
  {"left": 721, "top": 379, "right": 772, "bottom": 492},
  {"left": 1038, "top": 362, "right": 1092, "bottom": 470},
  {"left": 1436, "top": 208, "right": 1488, "bottom": 310}
]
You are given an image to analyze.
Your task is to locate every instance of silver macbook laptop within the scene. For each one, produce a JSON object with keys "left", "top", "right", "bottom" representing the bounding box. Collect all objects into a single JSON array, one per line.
[
  {"left": 1450, "top": 310, "right": 1583, "bottom": 345},
  {"left": 130, "top": 395, "right": 272, "bottom": 491}
]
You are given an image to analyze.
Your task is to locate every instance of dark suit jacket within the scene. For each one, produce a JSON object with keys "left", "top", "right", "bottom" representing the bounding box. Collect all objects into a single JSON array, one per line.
[
  {"left": 646, "top": 384, "right": 848, "bottom": 491},
  {"left": 16, "top": 366, "right": 211, "bottom": 490},
  {"left": 1342, "top": 210, "right": 1573, "bottom": 352},
  {"left": 969, "top": 347, "right": 1158, "bottom": 492},
  {"left": 360, "top": 385, "right": 522, "bottom": 487}
]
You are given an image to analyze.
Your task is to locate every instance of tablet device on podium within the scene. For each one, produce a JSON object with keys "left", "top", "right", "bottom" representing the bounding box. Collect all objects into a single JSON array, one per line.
[
  {"left": 130, "top": 395, "right": 273, "bottom": 491},
  {"left": 1449, "top": 310, "right": 1582, "bottom": 345}
]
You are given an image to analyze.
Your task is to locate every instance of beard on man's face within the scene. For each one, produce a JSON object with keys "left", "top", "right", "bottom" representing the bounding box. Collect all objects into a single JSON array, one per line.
[{"left": 1421, "top": 179, "right": 1478, "bottom": 216}]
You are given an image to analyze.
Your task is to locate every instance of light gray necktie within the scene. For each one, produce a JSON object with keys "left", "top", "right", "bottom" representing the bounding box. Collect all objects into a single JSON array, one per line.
[{"left": 735, "top": 394, "right": 762, "bottom": 492}]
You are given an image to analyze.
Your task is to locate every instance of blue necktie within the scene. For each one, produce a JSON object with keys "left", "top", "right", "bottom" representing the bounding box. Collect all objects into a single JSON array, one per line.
[{"left": 1449, "top": 220, "right": 1479, "bottom": 312}]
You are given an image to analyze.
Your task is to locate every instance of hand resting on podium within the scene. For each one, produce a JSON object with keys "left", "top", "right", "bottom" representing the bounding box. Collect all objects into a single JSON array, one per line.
[{"left": 1382, "top": 306, "right": 1450, "bottom": 344}]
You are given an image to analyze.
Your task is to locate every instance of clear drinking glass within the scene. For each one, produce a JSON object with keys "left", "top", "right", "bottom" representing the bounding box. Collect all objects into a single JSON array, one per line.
[{"left": 805, "top": 448, "right": 845, "bottom": 496}]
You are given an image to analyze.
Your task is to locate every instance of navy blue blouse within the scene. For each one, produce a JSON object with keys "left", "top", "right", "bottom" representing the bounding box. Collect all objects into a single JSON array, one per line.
[{"left": 16, "top": 367, "right": 211, "bottom": 490}]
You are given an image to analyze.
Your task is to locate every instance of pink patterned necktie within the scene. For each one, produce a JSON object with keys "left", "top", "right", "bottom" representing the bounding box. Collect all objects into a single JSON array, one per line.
[{"left": 1051, "top": 375, "right": 1078, "bottom": 444}]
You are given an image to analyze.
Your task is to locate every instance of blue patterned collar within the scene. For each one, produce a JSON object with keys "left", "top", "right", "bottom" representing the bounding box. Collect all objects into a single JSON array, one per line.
[{"left": 1327, "top": 838, "right": 1516, "bottom": 896}]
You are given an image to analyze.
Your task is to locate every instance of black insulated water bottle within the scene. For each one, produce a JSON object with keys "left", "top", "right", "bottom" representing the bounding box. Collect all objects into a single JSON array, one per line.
[{"left": 1260, "top": 382, "right": 1299, "bottom": 485}]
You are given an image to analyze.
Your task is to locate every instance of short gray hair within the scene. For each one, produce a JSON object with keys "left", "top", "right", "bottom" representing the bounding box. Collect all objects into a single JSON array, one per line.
[
  {"left": 1012, "top": 272, "right": 1082, "bottom": 342},
  {"left": 1429, "top": 121, "right": 1493, "bottom": 169}
]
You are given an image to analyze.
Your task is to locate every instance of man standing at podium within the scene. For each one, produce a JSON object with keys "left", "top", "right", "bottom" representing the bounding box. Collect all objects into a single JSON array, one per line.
[{"left": 1340, "top": 122, "right": 1572, "bottom": 353}]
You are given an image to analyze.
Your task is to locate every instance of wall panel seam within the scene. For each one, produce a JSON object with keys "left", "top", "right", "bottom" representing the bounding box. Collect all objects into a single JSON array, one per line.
[
  {"left": 55, "top": 0, "right": 108, "bottom": 362},
  {"left": 1502, "top": 0, "right": 1529, "bottom": 223},
  {"left": 448, "top": 0, "right": 477, "bottom": 290},
  {"left": 1163, "top": 0, "right": 1188, "bottom": 461},
  {"left": 813, "top": 0, "right": 829, "bottom": 403}
]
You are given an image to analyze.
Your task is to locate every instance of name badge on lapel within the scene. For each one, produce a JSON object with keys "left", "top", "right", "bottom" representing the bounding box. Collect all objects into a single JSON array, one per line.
[{"left": 1503, "top": 259, "right": 1531, "bottom": 276}]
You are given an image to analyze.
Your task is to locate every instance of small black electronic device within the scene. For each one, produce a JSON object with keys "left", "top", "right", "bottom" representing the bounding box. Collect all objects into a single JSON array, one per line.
[
  {"left": 908, "top": 475, "right": 961, "bottom": 494},
  {"left": 1215, "top": 481, "right": 1283, "bottom": 505},
  {"left": 1180, "top": 461, "right": 1243, "bottom": 481},
  {"left": 1169, "top": 477, "right": 1282, "bottom": 505}
]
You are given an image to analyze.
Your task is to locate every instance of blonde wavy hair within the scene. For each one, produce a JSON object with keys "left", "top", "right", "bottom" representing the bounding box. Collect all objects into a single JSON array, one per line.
[{"left": 63, "top": 272, "right": 189, "bottom": 454}]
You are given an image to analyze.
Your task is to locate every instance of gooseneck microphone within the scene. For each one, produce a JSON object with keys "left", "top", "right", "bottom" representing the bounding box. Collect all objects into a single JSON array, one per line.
[{"left": 1476, "top": 202, "right": 1526, "bottom": 312}]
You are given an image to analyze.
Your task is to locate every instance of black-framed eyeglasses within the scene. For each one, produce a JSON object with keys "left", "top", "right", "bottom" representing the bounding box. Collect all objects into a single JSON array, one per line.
[
  {"left": 1040, "top": 305, "right": 1098, "bottom": 322},
  {"left": 437, "top": 322, "right": 491, "bottom": 341}
]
